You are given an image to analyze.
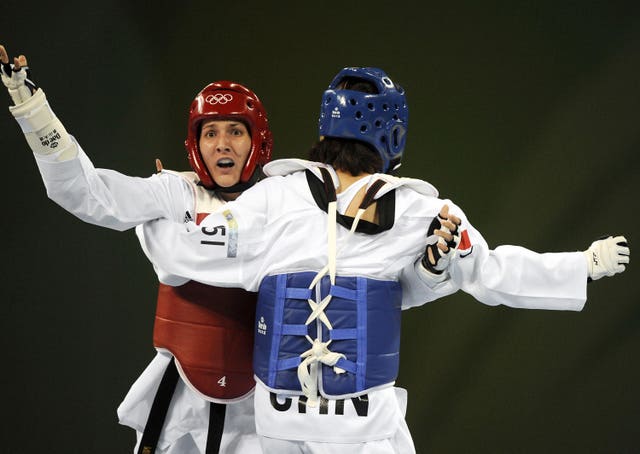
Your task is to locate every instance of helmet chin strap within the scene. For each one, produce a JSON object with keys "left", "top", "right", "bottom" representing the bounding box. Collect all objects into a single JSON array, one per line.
[
  {"left": 215, "top": 180, "right": 254, "bottom": 193},
  {"left": 206, "top": 165, "right": 265, "bottom": 193}
]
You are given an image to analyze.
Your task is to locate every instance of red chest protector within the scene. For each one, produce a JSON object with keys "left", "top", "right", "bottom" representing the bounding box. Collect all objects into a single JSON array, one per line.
[
  {"left": 151, "top": 171, "right": 257, "bottom": 402},
  {"left": 153, "top": 282, "right": 257, "bottom": 402}
]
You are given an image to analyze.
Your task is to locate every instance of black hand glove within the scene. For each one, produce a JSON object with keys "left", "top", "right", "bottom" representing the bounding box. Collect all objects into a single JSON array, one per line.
[{"left": 422, "top": 205, "right": 461, "bottom": 274}]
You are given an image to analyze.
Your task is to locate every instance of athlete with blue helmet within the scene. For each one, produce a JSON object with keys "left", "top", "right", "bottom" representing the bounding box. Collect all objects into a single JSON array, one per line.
[{"left": 135, "top": 66, "right": 629, "bottom": 453}]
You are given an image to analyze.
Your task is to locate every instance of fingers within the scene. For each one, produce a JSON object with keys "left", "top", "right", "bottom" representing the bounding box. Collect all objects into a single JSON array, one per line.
[
  {"left": 440, "top": 218, "right": 458, "bottom": 233},
  {"left": 16, "top": 54, "right": 27, "bottom": 68},
  {"left": 0, "top": 46, "right": 28, "bottom": 70},
  {"left": 613, "top": 235, "right": 629, "bottom": 250},
  {"left": 434, "top": 215, "right": 459, "bottom": 245},
  {"left": 438, "top": 204, "right": 449, "bottom": 219},
  {"left": 155, "top": 158, "right": 164, "bottom": 172},
  {"left": 609, "top": 235, "right": 630, "bottom": 264},
  {"left": 435, "top": 228, "right": 453, "bottom": 243},
  {"left": 436, "top": 240, "right": 449, "bottom": 253},
  {"left": 427, "top": 246, "right": 437, "bottom": 266},
  {"left": 433, "top": 204, "right": 462, "bottom": 252},
  {"left": 447, "top": 212, "right": 461, "bottom": 227},
  {"left": 438, "top": 204, "right": 461, "bottom": 230},
  {"left": 616, "top": 241, "right": 630, "bottom": 265},
  {"left": 0, "top": 45, "right": 10, "bottom": 77},
  {"left": 617, "top": 246, "right": 630, "bottom": 259}
]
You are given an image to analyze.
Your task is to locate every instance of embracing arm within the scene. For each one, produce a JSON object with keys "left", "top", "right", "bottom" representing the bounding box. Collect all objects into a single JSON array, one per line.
[{"left": 140, "top": 183, "right": 271, "bottom": 290}]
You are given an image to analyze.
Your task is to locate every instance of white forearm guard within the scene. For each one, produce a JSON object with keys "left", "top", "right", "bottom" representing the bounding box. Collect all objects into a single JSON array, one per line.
[{"left": 9, "top": 88, "right": 76, "bottom": 160}]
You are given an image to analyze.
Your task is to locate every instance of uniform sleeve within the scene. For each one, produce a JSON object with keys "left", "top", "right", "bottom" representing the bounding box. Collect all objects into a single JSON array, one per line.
[
  {"left": 446, "top": 200, "right": 588, "bottom": 311},
  {"left": 34, "top": 142, "right": 191, "bottom": 231},
  {"left": 400, "top": 259, "right": 458, "bottom": 309},
  {"left": 140, "top": 183, "right": 270, "bottom": 291}
]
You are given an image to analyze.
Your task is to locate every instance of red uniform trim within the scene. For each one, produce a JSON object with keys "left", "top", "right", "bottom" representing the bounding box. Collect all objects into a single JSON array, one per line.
[{"left": 459, "top": 229, "right": 472, "bottom": 250}]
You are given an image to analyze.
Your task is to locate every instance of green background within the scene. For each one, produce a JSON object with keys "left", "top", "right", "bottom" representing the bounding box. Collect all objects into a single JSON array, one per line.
[{"left": 1, "top": 1, "right": 638, "bottom": 452}]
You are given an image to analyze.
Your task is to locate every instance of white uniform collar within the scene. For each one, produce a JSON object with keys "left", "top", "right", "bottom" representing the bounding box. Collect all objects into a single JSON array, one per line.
[
  {"left": 263, "top": 159, "right": 340, "bottom": 187},
  {"left": 263, "top": 158, "right": 439, "bottom": 198}
]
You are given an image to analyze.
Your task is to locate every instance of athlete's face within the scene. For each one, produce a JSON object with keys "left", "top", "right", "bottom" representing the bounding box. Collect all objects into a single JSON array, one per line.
[{"left": 199, "top": 119, "right": 251, "bottom": 189}]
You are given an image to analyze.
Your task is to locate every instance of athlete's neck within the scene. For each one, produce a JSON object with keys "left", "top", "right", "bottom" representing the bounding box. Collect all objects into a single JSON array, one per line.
[
  {"left": 219, "top": 191, "right": 241, "bottom": 202},
  {"left": 335, "top": 169, "right": 378, "bottom": 223},
  {"left": 335, "top": 170, "right": 371, "bottom": 194}
]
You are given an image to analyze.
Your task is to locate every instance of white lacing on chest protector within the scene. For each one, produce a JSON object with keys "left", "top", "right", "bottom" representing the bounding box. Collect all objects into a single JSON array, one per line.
[{"left": 296, "top": 198, "right": 370, "bottom": 407}]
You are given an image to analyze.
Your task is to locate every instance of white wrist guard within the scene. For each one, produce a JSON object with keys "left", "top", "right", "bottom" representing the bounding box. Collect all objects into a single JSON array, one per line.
[
  {"left": 9, "top": 88, "right": 76, "bottom": 159},
  {"left": 415, "top": 257, "right": 450, "bottom": 287},
  {"left": 583, "top": 235, "right": 630, "bottom": 281}
]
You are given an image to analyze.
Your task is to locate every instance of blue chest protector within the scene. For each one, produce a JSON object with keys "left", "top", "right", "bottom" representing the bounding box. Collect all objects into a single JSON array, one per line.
[{"left": 253, "top": 271, "right": 402, "bottom": 398}]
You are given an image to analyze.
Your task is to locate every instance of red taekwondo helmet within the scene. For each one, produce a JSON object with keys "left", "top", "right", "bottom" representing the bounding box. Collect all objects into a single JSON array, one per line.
[{"left": 185, "top": 81, "right": 273, "bottom": 190}]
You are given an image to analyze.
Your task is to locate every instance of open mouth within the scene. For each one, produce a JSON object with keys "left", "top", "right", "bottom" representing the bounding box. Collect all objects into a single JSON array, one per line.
[{"left": 217, "top": 158, "right": 235, "bottom": 168}]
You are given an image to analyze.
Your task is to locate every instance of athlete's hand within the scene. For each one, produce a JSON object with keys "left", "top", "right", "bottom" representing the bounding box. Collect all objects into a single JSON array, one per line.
[
  {"left": 0, "top": 44, "right": 37, "bottom": 105},
  {"left": 583, "top": 235, "right": 630, "bottom": 281},
  {"left": 422, "top": 204, "right": 462, "bottom": 274}
]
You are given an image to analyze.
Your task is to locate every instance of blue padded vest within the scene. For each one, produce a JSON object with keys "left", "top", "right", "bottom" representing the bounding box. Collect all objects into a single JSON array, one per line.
[{"left": 253, "top": 271, "right": 402, "bottom": 398}]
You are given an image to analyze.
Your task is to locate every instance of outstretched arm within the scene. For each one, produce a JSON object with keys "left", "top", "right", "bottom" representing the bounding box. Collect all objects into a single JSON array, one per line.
[{"left": 413, "top": 201, "right": 630, "bottom": 311}]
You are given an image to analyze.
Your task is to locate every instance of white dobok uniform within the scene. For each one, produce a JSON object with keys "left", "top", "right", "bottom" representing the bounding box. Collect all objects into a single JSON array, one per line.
[
  {"left": 15, "top": 88, "right": 587, "bottom": 454},
  {"left": 31, "top": 142, "right": 261, "bottom": 453},
  {"left": 135, "top": 159, "right": 588, "bottom": 453}
]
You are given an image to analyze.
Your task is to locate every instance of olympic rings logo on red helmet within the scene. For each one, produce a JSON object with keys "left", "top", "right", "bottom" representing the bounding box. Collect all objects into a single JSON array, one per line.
[
  {"left": 187, "top": 81, "right": 273, "bottom": 189},
  {"left": 205, "top": 93, "right": 234, "bottom": 105}
]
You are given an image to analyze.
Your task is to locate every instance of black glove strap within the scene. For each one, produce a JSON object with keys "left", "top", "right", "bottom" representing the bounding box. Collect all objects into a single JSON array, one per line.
[{"left": 421, "top": 251, "right": 444, "bottom": 275}]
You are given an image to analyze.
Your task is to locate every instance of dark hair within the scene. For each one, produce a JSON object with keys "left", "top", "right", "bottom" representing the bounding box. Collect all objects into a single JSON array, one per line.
[
  {"left": 308, "top": 138, "right": 383, "bottom": 175},
  {"left": 337, "top": 77, "right": 378, "bottom": 94}
]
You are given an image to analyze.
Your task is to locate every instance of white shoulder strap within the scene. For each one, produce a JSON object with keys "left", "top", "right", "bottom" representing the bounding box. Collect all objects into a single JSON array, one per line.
[
  {"left": 368, "top": 173, "right": 439, "bottom": 198},
  {"left": 264, "top": 159, "right": 339, "bottom": 183}
]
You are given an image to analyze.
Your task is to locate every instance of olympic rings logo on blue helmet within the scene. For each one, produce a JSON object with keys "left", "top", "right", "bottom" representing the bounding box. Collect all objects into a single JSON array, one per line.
[{"left": 318, "top": 67, "right": 408, "bottom": 173}]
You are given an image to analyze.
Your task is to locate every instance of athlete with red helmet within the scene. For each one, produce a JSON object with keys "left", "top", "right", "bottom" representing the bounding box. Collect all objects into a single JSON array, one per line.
[
  {"left": 1, "top": 44, "right": 271, "bottom": 453},
  {"left": 129, "top": 81, "right": 273, "bottom": 454},
  {"left": 185, "top": 81, "right": 272, "bottom": 192}
]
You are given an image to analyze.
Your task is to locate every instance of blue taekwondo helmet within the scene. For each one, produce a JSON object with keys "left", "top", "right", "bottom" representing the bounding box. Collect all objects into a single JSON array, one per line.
[{"left": 318, "top": 67, "right": 408, "bottom": 173}]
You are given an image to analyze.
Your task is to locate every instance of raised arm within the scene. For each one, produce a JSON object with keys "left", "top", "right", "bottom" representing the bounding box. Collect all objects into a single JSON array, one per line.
[{"left": 1, "top": 44, "right": 191, "bottom": 230}]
